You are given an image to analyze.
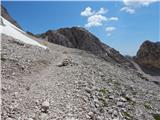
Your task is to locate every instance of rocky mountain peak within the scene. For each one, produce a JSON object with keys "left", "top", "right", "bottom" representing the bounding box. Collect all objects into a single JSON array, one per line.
[
  {"left": 37, "top": 27, "right": 134, "bottom": 68},
  {"left": 135, "top": 40, "right": 160, "bottom": 70}
]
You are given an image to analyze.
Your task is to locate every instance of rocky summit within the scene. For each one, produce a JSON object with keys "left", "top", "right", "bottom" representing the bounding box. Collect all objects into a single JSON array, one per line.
[
  {"left": 36, "top": 27, "right": 134, "bottom": 68},
  {"left": 135, "top": 40, "right": 160, "bottom": 75},
  {"left": 1, "top": 4, "right": 160, "bottom": 120}
]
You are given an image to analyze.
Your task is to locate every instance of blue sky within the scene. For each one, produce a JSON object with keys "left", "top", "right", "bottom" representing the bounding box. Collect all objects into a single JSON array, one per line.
[{"left": 2, "top": 1, "right": 160, "bottom": 55}]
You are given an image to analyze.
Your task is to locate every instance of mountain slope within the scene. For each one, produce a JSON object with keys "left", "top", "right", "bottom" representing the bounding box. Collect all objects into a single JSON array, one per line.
[
  {"left": 37, "top": 27, "right": 134, "bottom": 68},
  {"left": 1, "top": 5, "right": 160, "bottom": 120},
  {"left": 2, "top": 34, "right": 160, "bottom": 120},
  {"left": 1, "top": 5, "right": 22, "bottom": 29}
]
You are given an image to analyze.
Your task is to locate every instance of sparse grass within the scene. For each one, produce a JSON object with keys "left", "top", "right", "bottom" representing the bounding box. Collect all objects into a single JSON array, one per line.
[
  {"left": 36, "top": 33, "right": 46, "bottom": 38},
  {"left": 98, "top": 97, "right": 107, "bottom": 107},
  {"left": 1, "top": 57, "right": 6, "bottom": 61},
  {"left": 144, "top": 102, "right": 152, "bottom": 109},
  {"left": 99, "top": 88, "right": 108, "bottom": 95},
  {"left": 153, "top": 114, "right": 160, "bottom": 120},
  {"left": 123, "top": 111, "right": 133, "bottom": 120},
  {"left": 122, "top": 95, "right": 136, "bottom": 106},
  {"left": 125, "top": 96, "right": 132, "bottom": 102},
  {"left": 98, "top": 88, "right": 109, "bottom": 107},
  {"left": 42, "top": 41, "right": 48, "bottom": 46}
]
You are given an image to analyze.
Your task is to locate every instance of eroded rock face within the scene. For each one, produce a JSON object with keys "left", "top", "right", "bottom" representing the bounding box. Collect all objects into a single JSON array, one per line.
[
  {"left": 38, "top": 30, "right": 74, "bottom": 47},
  {"left": 38, "top": 27, "right": 134, "bottom": 68},
  {"left": 135, "top": 40, "right": 160, "bottom": 70},
  {"left": 1, "top": 5, "right": 22, "bottom": 29}
]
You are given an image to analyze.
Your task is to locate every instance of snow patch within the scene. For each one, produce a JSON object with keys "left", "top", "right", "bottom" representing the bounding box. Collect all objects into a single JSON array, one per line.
[{"left": 0, "top": 17, "right": 47, "bottom": 49}]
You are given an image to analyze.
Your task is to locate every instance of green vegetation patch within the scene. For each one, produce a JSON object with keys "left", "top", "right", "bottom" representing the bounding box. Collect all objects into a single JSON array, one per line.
[
  {"left": 124, "top": 96, "right": 132, "bottom": 102},
  {"left": 98, "top": 97, "right": 107, "bottom": 107},
  {"left": 153, "top": 114, "right": 160, "bottom": 120},
  {"left": 123, "top": 111, "right": 133, "bottom": 120},
  {"left": 1, "top": 57, "right": 6, "bottom": 61},
  {"left": 99, "top": 88, "right": 108, "bottom": 95},
  {"left": 144, "top": 102, "right": 152, "bottom": 109}
]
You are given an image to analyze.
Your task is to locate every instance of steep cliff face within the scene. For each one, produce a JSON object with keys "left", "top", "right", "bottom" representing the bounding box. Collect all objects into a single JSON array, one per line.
[
  {"left": 135, "top": 40, "right": 160, "bottom": 70},
  {"left": 38, "top": 27, "right": 134, "bottom": 68},
  {"left": 1, "top": 5, "right": 22, "bottom": 29}
]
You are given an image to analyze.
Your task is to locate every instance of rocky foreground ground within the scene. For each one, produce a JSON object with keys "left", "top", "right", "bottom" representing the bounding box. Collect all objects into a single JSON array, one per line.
[{"left": 1, "top": 34, "right": 160, "bottom": 120}]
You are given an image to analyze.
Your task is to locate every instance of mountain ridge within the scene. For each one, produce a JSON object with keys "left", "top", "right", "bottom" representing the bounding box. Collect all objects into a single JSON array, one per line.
[
  {"left": 1, "top": 5, "right": 22, "bottom": 29},
  {"left": 35, "top": 27, "right": 135, "bottom": 68}
]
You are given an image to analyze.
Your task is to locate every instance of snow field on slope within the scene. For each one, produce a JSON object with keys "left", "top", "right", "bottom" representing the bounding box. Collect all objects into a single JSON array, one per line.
[{"left": 0, "top": 16, "right": 47, "bottom": 49}]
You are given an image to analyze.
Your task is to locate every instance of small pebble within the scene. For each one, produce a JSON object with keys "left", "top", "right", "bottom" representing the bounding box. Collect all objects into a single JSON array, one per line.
[
  {"left": 6, "top": 118, "right": 13, "bottom": 120},
  {"left": 39, "top": 113, "right": 48, "bottom": 120},
  {"left": 41, "top": 100, "right": 49, "bottom": 113},
  {"left": 28, "top": 118, "right": 33, "bottom": 120},
  {"left": 117, "top": 102, "right": 124, "bottom": 107}
]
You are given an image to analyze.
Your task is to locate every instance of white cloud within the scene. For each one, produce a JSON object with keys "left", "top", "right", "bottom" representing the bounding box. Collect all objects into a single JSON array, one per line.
[
  {"left": 81, "top": 7, "right": 118, "bottom": 29},
  {"left": 85, "top": 14, "right": 107, "bottom": 28},
  {"left": 106, "top": 27, "right": 116, "bottom": 37},
  {"left": 96, "top": 8, "right": 108, "bottom": 15},
  {"left": 106, "top": 27, "right": 116, "bottom": 32},
  {"left": 81, "top": 7, "right": 94, "bottom": 17},
  {"left": 123, "top": 0, "right": 157, "bottom": 7},
  {"left": 81, "top": 7, "right": 108, "bottom": 28},
  {"left": 121, "top": 0, "right": 157, "bottom": 14},
  {"left": 81, "top": 7, "right": 108, "bottom": 17},
  {"left": 120, "top": 7, "right": 135, "bottom": 14},
  {"left": 109, "top": 17, "right": 119, "bottom": 21}
]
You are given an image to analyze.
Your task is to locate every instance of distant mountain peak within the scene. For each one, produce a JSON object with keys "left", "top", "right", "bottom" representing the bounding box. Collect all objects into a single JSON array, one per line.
[{"left": 135, "top": 40, "right": 160, "bottom": 71}]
